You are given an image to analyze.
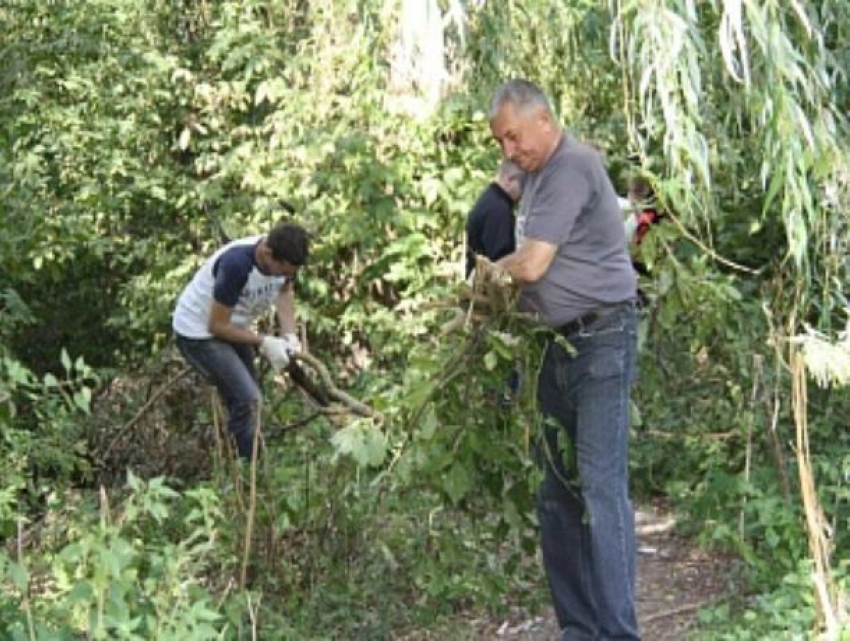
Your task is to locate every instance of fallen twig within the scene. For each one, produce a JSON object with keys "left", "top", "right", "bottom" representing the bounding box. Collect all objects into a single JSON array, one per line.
[
  {"left": 264, "top": 412, "right": 324, "bottom": 437},
  {"left": 642, "top": 597, "right": 728, "bottom": 624},
  {"left": 636, "top": 517, "right": 677, "bottom": 536}
]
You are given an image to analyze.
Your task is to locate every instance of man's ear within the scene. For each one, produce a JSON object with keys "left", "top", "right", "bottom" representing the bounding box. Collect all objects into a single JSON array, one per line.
[{"left": 257, "top": 242, "right": 273, "bottom": 267}]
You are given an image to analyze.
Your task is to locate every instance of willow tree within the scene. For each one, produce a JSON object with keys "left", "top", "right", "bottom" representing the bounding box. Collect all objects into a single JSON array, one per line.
[{"left": 609, "top": 1, "right": 850, "bottom": 634}]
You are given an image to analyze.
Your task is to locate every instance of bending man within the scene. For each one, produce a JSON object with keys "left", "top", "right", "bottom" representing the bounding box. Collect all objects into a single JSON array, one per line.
[{"left": 172, "top": 222, "right": 310, "bottom": 459}]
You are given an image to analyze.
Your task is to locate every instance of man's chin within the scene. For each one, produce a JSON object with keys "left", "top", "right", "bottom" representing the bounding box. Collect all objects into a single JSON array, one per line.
[{"left": 513, "top": 159, "right": 530, "bottom": 172}]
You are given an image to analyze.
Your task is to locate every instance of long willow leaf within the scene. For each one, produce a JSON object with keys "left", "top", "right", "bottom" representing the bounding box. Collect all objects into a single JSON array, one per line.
[{"left": 719, "top": 0, "right": 750, "bottom": 85}]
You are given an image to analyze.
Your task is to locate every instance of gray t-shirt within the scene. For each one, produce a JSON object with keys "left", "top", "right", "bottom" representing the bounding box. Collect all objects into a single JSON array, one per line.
[{"left": 516, "top": 135, "right": 636, "bottom": 326}]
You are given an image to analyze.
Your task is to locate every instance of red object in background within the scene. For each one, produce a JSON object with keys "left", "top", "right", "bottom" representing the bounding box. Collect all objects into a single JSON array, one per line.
[{"left": 634, "top": 209, "right": 658, "bottom": 245}]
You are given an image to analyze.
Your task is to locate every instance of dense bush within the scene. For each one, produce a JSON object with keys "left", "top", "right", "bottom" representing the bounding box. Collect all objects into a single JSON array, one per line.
[{"left": 1, "top": 0, "right": 848, "bottom": 637}]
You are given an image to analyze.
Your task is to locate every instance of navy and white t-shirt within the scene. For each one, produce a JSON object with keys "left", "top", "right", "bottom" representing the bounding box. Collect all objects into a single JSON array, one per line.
[{"left": 172, "top": 236, "right": 288, "bottom": 339}]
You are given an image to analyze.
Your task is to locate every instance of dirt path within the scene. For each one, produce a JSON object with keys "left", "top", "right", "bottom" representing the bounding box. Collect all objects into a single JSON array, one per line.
[{"left": 471, "top": 505, "right": 736, "bottom": 640}]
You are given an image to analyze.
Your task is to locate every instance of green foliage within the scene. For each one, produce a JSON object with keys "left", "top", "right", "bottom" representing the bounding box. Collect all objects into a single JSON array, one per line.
[
  {"left": 1, "top": 0, "right": 201, "bottom": 368},
  {"left": 384, "top": 313, "right": 544, "bottom": 519},
  {"left": 0, "top": 348, "right": 96, "bottom": 534},
  {"left": 330, "top": 418, "right": 388, "bottom": 468},
  {"left": 0, "top": 474, "right": 226, "bottom": 640},
  {"left": 1, "top": 0, "right": 848, "bottom": 637},
  {"left": 692, "top": 559, "right": 850, "bottom": 639}
]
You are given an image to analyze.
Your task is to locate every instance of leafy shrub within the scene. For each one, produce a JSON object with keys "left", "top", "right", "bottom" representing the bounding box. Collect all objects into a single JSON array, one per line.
[{"left": 0, "top": 473, "right": 226, "bottom": 640}]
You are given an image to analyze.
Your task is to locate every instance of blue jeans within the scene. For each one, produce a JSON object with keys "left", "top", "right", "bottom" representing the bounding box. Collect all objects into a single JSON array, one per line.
[
  {"left": 175, "top": 334, "right": 261, "bottom": 459},
  {"left": 536, "top": 303, "right": 640, "bottom": 641}
]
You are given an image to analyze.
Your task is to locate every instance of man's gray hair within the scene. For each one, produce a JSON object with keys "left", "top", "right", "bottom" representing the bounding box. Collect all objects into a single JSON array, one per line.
[
  {"left": 498, "top": 159, "right": 523, "bottom": 180},
  {"left": 489, "top": 79, "right": 553, "bottom": 120}
]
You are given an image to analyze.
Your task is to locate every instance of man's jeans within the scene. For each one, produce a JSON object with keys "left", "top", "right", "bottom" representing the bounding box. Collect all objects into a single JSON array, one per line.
[
  {"left": 536, "top": 303, "right": 640, "bottom": 641},
  {"left": 175, "top": 335, "right": 260, "bottom": 459}
]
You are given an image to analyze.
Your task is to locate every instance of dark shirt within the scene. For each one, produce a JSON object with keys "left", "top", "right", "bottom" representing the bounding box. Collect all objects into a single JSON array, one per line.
[
  {"left": 212, "top": 242, "right": 259, "bottom": 306},
  {"left": 465, "top": 183, "right": 516, "bottom": 277}
]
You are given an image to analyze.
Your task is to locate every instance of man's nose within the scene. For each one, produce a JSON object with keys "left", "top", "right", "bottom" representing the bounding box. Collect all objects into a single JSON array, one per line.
[{"left": 502, "top": 140, "right": 516, "bottom": 161}]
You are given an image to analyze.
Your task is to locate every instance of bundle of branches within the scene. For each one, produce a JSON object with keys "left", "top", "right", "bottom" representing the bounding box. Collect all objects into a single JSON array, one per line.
[
  {"left": 263, "top": 348, "right": 384, "bottom": 441},
  {"left": 440, "top": 255, "right": 520, "bottom": 334},
  {"left": 394, "top": 255, "right": 545, "bottom": 431}
]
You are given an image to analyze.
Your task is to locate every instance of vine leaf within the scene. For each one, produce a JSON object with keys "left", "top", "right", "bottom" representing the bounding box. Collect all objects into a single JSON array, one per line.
[{"left": 331, "top": 421, "right": 388, "bottom": 468}]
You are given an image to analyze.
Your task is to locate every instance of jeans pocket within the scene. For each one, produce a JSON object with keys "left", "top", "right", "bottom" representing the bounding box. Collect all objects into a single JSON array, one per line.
[{"left": 587, "top": 345, "right": 626, "bottom": 380}]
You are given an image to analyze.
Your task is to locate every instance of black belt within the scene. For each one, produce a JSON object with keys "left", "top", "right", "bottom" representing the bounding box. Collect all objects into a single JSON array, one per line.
[{"left": 557, "top": 299, "right": 635, "bottom": 336}]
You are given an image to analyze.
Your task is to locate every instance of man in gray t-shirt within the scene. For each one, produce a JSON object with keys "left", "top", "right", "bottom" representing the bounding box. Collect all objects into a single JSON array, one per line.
[
  {"left": 515, "top": 135, "right": 636, "bottom": 325},
  {"left": 490, "top": 79, "right": 641, "bottom": 640}
]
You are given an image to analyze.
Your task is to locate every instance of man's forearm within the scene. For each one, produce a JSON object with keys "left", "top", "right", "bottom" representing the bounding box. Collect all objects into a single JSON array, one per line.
[
  {"left": 208, "top": 300, "right": 267, "bottom": 345},
  {"left": 497, "top": 250, "right": 541, "bottom": 285},
  {"left": 496, "top": 239, "right": 557, "bottom": 285},
  {"left": 209, "top": 323, "right": 264, "bottom": 346}
]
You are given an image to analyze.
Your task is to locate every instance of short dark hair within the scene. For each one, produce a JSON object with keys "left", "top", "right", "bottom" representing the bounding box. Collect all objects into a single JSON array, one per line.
[
  {"left": 628, "top": 176, "right": 654, "bottom": 201},
  {"left": 266, "top": 222, "right": 310, "bottom": 266}
]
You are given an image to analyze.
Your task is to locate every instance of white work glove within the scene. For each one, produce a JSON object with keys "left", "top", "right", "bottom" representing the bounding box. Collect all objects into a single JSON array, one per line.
[
  {"left": 259, "top": 336, "right": 290, "bottom": 372},
  {"left": 282, "top": 333, "right": 302, "bottom": 356}
]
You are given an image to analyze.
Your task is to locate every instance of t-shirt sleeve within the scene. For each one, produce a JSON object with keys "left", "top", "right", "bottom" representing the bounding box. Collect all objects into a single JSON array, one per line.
[
  {"left": 524, "top": 160, "right": 592, "bottom": 246},
  {"left": 212, "top": 249, "right": 252, "bottom": 307}
]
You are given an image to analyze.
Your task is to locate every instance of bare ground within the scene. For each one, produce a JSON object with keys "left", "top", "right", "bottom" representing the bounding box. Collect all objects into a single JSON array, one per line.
[{"left": 435, "top": 503, "right": 738, "bottom": 641}]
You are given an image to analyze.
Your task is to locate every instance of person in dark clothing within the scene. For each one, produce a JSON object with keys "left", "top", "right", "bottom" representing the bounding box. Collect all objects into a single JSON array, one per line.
[{"left": 465, "top": 160, "right": 524, "bottom": 277}]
